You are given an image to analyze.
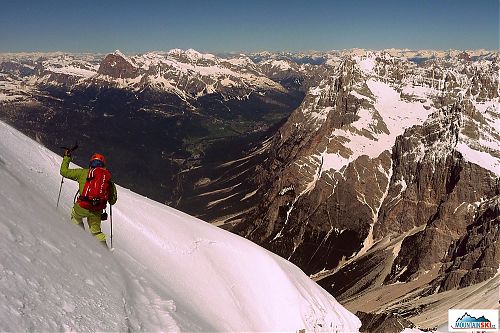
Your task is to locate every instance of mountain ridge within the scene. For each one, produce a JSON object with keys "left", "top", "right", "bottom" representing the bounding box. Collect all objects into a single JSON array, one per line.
[{"left": 227, "top": 50, "right": 499, "bottom": 329}]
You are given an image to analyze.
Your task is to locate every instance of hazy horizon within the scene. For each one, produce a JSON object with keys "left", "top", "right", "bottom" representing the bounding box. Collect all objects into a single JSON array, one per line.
[
  {"left": 1, "top": 0, "right": 498, "bottom": 53},
  {"left": 0, "top": 47, "right": 497, "bottom": 56}
]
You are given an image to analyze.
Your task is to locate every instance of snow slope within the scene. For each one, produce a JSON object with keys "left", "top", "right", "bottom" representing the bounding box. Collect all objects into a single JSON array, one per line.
[{"left": 0, "top": 120, "right": 361, "bottom": 332}]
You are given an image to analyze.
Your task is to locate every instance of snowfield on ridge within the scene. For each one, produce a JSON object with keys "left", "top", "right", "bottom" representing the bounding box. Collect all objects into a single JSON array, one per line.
[{"left": 0, "top": 120, "right": 361, "bottom": 332}]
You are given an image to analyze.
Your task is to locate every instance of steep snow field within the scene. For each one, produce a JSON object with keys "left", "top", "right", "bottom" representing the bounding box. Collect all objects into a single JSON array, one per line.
[{"left": 0, "top": 120, "right": 361, "bottom": 332}]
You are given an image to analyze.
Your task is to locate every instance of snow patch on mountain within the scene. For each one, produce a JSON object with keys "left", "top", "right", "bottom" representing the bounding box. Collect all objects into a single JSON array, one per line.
[
  {"left": 454, "top": 99, "right": 500, "bottom": 176},
  {"left": 40, "top": 54, "right": 100, "bottom": 78},
  {"left": 224, "top": 55, "right": 255, "bottom": 67},
  {"left": 456, "top": 142, "right": 500, "bottom": 176},
  {"left": 265, "top": 59, "right": 293, "bottom": 70},
  {"left": 320, "top": 79, "right": 433, "bottom": 173},
  {"left": 46, "top": 65, "right": 97, "bottom": 78},
  {"left": 355, "top": 55, "right": 376, "bottom": 74},
  {"left": 189, "top": 48, "right": 217, "bottom": 60}
]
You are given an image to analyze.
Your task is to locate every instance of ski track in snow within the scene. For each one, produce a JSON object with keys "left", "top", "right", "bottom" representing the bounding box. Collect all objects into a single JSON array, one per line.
[{"left": 0, "top": 120, "right": 361, "bottom": 332}]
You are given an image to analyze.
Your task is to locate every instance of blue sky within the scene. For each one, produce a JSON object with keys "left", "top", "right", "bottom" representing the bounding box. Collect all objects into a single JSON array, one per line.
[{"left": 1, "top": 0, "right": 498, "bottom": 53}]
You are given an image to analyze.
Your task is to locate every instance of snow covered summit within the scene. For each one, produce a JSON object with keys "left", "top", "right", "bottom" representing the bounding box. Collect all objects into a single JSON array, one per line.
[{"left": 0, "top": 120, "right": 361, "bottom": 331}]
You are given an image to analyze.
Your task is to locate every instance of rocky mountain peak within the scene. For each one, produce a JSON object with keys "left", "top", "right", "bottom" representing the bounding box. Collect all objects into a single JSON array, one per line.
[
  {"left": 97, "top": 51, "right": 138, "bottom": 78},
  {"left": 112, "top": 49, "right": 131, "bottom": 60},
  {"left": 164, "top": 48, "right": 217, "bottom": 67},
  {"left": 230, "top": 51, "right": 499, "bottom": 328}
]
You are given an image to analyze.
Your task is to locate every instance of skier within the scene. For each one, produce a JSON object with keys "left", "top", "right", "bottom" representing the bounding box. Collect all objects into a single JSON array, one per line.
[{"left": 60, "top": 150, "right": 117, "bottom": 247}]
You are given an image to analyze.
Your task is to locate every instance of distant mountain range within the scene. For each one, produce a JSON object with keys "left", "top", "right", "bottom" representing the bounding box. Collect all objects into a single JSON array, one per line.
[{"left": 0, "top": 48, "right": 498, "bottom": 331}]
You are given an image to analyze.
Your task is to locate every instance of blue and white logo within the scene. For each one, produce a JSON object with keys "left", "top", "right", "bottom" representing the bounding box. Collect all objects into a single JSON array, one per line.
[{"left": 449, "top": 309, "right": 498, "bottom": 332}]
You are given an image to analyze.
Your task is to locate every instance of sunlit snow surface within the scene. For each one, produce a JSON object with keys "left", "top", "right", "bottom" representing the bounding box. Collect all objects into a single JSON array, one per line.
[
  {"left": 456, "top": 142, "right": 500, "bottom": 176},
  {"left": 0, "top": 121, "right": 360, "bottom": 331},
  {"left": 459, "top": 99, "right": 500, "bottom": 176},
  {"left": 321, "top": 78, "right": 433, "bottom": 172}
]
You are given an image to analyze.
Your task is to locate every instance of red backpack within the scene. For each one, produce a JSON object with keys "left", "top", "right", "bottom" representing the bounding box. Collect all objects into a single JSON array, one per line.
[{"left": 78, "top": 167, "right": 111, "bottom": 211}]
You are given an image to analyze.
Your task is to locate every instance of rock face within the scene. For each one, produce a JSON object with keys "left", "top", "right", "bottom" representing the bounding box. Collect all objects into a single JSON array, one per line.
[
  {"left": 233, "top": 58, "right": 385, "bottom": 274},
  {"left": 379, "top": 104, "right": 498, "bottom": 285},
  {"left": 97, "top": 51, "right": 138, "bottom": 78},
  {"left": 230, "top": 50, "right": 499, "bottom": 324},
  {"left": 0, "top": 60, "right": 35, "bottom": 77},
  {"left": 356, "top": 311, "right": 415, "bottom": 333},
  {"left": 434, "top": 195, "right": 500, "bottom": 291}
]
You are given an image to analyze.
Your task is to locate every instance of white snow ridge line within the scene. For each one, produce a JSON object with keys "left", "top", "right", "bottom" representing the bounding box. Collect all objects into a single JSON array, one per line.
[{"left": 0, "top": 120, "right": 361, "bottom": 332}]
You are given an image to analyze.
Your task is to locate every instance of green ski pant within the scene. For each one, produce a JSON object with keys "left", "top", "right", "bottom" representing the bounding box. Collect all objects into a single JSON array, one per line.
[{"left": 71, "top": 204, "right": 106, "bottom": 242}]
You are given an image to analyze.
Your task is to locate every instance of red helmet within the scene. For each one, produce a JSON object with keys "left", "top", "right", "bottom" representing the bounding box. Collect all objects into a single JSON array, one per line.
[{"left": 90, "top": 153, "right": 106, "bottom": 166}]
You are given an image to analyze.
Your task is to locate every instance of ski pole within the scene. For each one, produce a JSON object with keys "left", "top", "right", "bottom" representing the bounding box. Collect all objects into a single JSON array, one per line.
[
  {"left": 110, "top": 204, "right": 113, "bottom": 249},
  {"left": 56, "top": 177, "right": 64, "bottom": 208}
]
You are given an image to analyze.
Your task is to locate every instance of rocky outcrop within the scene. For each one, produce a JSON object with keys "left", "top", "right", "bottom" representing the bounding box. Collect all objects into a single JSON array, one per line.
[
  {"left": 0, "top": 61, "right": 35, "bottom": 77},
  {"left": 435, "top": 195, "right": 500, "bottom": 291},
  {"left": 232, "top": 59, "right": 379, "bottom": 274},
  {"left": 97, "top": 52, "right": 138, "bottom": 78},
  {"left": 356, "top": 311, "right": 416, "bottom": 333},
  {"left": 378, "top": 102, "right": 498, "bottom": 284}
]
